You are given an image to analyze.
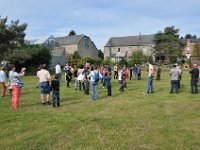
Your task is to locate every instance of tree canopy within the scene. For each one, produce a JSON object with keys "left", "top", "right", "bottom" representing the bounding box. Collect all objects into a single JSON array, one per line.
[
  {"left": 68, "top": 30, "right": 76, "bottom": 36},
  {"left": 154, "top": 26, "right": 184, "bottom": 63},
  {"left": 0, "top": 16, "right": 27, "bottom": 60},
  {"left": 4, "top": 45, "right": 51, "bottom": 71},
  {"left": 128, "top": 50, "right": 144, "bottom": 66},
  {"left": 98, "top": 49, "right": 104, "bottom": 60}
]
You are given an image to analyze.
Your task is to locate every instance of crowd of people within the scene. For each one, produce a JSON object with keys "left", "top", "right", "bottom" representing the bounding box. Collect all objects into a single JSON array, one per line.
[{"left": 0, "top": 61, "right": 200, "bottom": 109}]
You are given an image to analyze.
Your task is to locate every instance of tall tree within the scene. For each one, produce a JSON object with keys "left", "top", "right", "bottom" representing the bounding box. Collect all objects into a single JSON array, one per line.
[
  {"left": 154, "top": 26, "right": 184, "bottom": 63},
  {"left": 68, "top": 30, "right": 76, "bottom": 36},
  {"left": 98, "top": 49, "right": 104, "bottom": 60},
  {"left": 0, "top": 16, "right": 27, "bottom": 60},
  {"left": 185, "top": 34, "right": 197, "bottom": 39}
]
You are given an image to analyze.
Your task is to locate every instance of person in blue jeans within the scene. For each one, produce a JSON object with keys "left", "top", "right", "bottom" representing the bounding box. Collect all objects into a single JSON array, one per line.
[
  {"left": 88, "top": 66, "right": 100, "bottom": 100},
  {"left": 189, "top": 64, "right": 199, "bottom": 94},
  {"left": 146, "top": 62, "right": 154, "bottom": 93},
  {"left": 169, "top": 64, "right": 181, "bottom": 94},
  {"left": 133, "top": 64, "right": 138, "bottom": 80},
  {"left": 104, "top": 72, "right": 112, "bottom": 96},
  {"left": 51, "top": 75, "right": 60, "bottom": 107}
]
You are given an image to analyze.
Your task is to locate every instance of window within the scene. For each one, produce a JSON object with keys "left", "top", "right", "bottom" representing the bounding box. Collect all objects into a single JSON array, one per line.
[
  {"left": 83, "top": 38, "right": 89, "bottom": 48},
  {"left": 118, "top": 48, "right": 120, "bottom": 52}
]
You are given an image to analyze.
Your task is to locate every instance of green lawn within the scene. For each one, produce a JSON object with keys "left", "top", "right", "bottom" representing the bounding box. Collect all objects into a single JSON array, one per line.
[{"left": 1, "top": 70, "right": 200, "bottom": 150}]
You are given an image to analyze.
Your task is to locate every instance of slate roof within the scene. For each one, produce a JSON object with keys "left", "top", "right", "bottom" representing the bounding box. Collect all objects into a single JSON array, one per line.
[
  {"left": 55, "top": 34, "right": 86, "bottom": 45},
  {"left": 105, "top": 34, "right": 155, "bottom": 47}
]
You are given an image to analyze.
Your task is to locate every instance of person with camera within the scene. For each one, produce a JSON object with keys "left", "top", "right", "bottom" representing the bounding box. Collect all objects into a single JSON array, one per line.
[{"left": 9, "top": 65, "right": 26, "bottom": 109}]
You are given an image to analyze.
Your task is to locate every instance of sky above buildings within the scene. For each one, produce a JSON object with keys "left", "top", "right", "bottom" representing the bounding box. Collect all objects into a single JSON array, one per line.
[{"left": 1, "top": 0, "right": 200, "bottom": 50}]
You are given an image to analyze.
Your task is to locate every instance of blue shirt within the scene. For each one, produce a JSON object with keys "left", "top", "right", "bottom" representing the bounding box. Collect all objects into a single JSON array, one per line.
[{"left": 133, "top": 66, "right": 138, "bottom": 73}]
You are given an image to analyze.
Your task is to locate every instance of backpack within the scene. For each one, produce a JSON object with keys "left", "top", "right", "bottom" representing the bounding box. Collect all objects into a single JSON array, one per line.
[{"left": 94, "top": 71, "right": 100, "bottom": 82}]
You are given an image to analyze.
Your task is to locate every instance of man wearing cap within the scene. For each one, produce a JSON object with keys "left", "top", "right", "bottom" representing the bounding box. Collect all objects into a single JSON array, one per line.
[
  {"left": 0, "top": 67, "right": 7, "bottom": 97},
  {"left": 189, "top": 64, "right": 199, "bottom": 94}
]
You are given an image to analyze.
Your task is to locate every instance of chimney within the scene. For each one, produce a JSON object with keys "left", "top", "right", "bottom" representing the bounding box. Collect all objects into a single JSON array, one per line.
[{"left": 139, "top": 32, "right": 142, "bottom": 40}]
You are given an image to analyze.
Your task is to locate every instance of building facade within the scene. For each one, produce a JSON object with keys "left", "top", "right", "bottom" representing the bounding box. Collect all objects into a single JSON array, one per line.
[
  {"left": 104, "top": 34, "right": 155, "bottom": 62},
  {"left": 55, "top": 34, "right": 98, "bottom": 58},
  {"left": 182, "top": 38, "right": 200, "bottom": 59},
  {"left": 28, "top": 34, "right": 98, "bottom": 68}
]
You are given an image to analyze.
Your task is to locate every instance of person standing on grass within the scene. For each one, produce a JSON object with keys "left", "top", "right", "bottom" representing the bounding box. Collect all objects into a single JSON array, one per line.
[
  {"left": 9, "top": 65, "right": 26, "bottom": 109},
  {"left": 65, "top": 68, "right": 72, "bottom": 88},
  {"left": 133, "top": 64, "right": 138, "bottom": 80},
  {"left": 0, "top": 67, "right": 7, "bottom": 97},
  {"left": 88, "top": 65, "right": 100, "bottom": 101},
  {"left": 129, "top": 65, "right": 133, "bottom": 80},
  {"left": 156, "top": 66, "right": 161, "bottom": 80},
  {"left": 73, "top": 66, "right": 78, "bottom": 90},
  {"left": 37, "top": 64, "right": 51, "bottom": 105},
  {"left": 51, "top": 75, "right": 60, "bottom": 107},
  {"left": 83, "top": 67, "right": 90, "bottom": 95},
  {"left": 146, "top": 62, "right": 154, "bottom": 94},
  {"left": 118, "top": 67, "right": 125, "bottom": 92},
  {"left": 189, "top": 64, "right": 199, "bottom": 94},
  {"left": 170, "top": 64, "right": 181, "bottom": 94},
  {"left": 104, "top": 72, "right": 112, "bottom": 96},
  {"left": 177, "top": 66, "right": 182, "bottom": 89},
  {"left": 113, "top": 64, "right": 118, "bottom": 79},
  {"left": 123, "top": 65, "right": 128, "bottom": 88},
  {"left": 77, "top": 65, "right": 85, "bottom": 91},
  {"left": 55, "top": 63, "right": 61, "bottom": 82},
  {"left": 138, "top": 65, "right": 142, "bottom": 80}
]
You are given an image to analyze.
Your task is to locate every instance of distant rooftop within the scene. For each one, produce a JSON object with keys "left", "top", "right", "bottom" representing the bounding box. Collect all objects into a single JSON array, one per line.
[
  {"left": 55, "top": 34, "right": 86, "bottom": 45},
  {"left": 105, "top": 34, "right": 155, "bottom": 47}
]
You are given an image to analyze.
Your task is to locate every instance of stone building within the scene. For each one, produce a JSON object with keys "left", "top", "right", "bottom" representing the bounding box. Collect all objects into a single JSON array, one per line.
[{"left": 104, "top": 34, "right": 155, "bottom": 62}]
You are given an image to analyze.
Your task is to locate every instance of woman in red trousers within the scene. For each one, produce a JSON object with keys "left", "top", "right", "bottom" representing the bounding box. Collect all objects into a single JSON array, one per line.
[{"left": 9, "top": 65, "right": 26, "bottom": 109}]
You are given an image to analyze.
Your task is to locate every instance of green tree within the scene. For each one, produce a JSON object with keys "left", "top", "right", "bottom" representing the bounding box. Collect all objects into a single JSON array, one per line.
[
  {"left": 119, "top": 58, "right": 128, "bottom": 67},
  {"left": 185, "top": 34, "right": 197, "bottom": 39},
  {"left": 5, "top": 45, "right": 51, "bottom": 71},
  {"left": 154, "top": 26, "right": 184, "bottom": 63},
  {"left": 72, "top": 51, "right": 81, "bottom": 59},
  {"left": 0, "top": 16, "right": 27, "bottom": 60},
  {"left": 68, "top": 30, "right": 76, "bottom": 36},
  {"left": 128, "top": 50, "right": 144, "bottom": 66},
  {"left": 98, "top": 49, "right": 104, "bottom": 60}
]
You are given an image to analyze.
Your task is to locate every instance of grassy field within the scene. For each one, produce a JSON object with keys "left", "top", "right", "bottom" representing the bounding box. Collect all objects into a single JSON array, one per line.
[{"left": 1, "top": 69, "right": 200, "bottom": 150}]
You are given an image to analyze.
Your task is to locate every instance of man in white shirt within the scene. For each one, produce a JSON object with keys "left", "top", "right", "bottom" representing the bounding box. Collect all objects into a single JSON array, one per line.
[
  {"left": 55, "top": 63, "right": 61, "bottom": 82},
  {"left": 37, "top": 64, "right": 51, "bottom": 105}
]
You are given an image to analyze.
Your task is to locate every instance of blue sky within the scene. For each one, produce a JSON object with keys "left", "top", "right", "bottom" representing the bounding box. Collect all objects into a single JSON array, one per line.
[{"left": 1, "top": 0, "right": 200, "bottom": 50}]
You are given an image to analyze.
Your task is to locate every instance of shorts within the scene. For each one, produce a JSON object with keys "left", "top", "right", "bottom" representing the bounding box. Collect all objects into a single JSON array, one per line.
[{"left": 39, "top": 82, "right": 50, "bottom": 94}]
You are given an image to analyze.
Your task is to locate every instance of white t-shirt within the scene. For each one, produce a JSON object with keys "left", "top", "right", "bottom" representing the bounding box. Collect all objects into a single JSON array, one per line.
[
  {"left": 148, "top": 64, "right": 154, "bottom": 77},
  {"left": 37, "top": 69, "right": 51, "bottom": 82},
  {"left": 55, "top": 64, "right": 61, "bottom": 74}
]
